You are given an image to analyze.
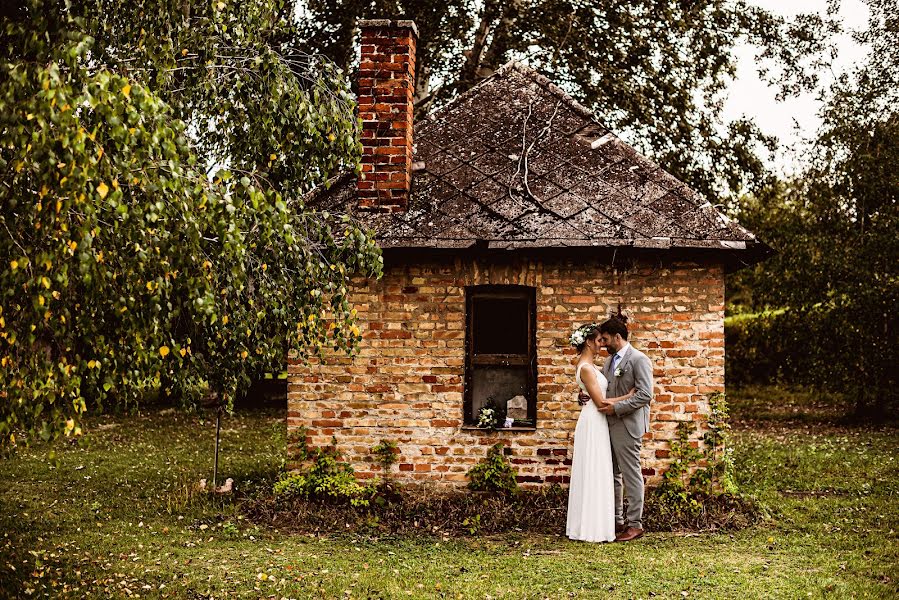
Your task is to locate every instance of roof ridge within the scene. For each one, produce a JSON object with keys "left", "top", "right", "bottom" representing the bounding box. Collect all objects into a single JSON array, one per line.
[{"left": 498, "top": 61, "right": 612, "bottom": 132}]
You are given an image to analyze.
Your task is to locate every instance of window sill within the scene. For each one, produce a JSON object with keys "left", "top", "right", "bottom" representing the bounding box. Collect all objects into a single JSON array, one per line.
[{"left": 460, "top": 426, "right": 537, "bottom": 432}]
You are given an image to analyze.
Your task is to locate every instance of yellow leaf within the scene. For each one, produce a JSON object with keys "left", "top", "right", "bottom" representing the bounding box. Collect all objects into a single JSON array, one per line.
[
  {"left": 68, "top": 241, "right": 77, "bottom": 252},
  {"left": 41, "top": 276, "right": 50, "bottom": 288},
  {"left": 88, "top": 360, "right": 96, "bottom": 369},
  {"left": 222, "top": 315, "right": 229, "bottom": 325},
  {"left": 269, "top": 153, "right": 277, "bottom": 161},
  {"left": 159, "top": 345, "right": 170, "bottom": 357},
  {"left": 96, "top": 182, "right": 109, "bottom": 199},
  {"left": 240, "top": 351, "right": 248, "bottom": 359},
  {"left": 181, "top": 48, "right": 188, "bottom": 56},
  {"left": 121, "top": 83, "right": 131, "bottom": 98},
  {"left": 97, "top": 147, "right": 104, "bottom": 161},
  {"left": 179, "top": 347, "right": 187, "bottom": 357},
  {"left": 38, "top": 296, "right": 45, "bottom": 307},
  {"left": 9, "top": 260, "right": 17, "bottom": 271},
  {"left": 350, "top": 325, "right": 360, "bottom": 337}
]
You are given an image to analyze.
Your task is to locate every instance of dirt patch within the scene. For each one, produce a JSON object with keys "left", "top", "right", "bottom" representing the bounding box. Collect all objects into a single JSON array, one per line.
[{"left": 242, "top": 484, "right": 761, "bottom": 538}]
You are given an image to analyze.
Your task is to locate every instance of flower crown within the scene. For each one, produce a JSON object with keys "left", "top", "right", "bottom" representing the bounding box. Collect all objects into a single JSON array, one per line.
[{"left": 569, "top": 323, "right": 599, "bottom": 347}]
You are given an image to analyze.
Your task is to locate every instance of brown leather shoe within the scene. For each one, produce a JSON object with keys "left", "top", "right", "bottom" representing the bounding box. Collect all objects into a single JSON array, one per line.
[
  {"left": 615, "top": 522, "right": 627, "bottom": 535},
  {"left": 614, "top": 527, "right": 645, "bottom": 542}
]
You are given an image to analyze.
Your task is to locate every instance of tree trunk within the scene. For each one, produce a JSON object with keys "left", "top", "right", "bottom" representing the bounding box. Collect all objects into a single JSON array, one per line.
[
  {"left": 479, "top": 0, "right": 524, "bottom": 82},
  {"left": 458, "top": 9, "right": 494, "bottom": 94}
]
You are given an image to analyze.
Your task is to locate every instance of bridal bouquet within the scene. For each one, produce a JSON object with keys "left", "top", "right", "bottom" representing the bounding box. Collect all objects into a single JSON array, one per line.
[{"left": 477, "top": 407, "right": 498, "bottom": 430}]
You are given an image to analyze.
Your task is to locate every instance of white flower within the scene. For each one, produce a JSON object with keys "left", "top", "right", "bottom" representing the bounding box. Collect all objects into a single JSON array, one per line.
[
  {"left": 477, "top": 407, "right": 497, "bottom": 429},
  {"left": 614, "top": 367, "right": 623, "bottom": 377}
]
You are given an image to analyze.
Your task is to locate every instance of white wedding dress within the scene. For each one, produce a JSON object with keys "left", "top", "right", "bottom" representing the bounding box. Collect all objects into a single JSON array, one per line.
[{"left": 566, "top": 362, "right": 616, "bottom": 542}]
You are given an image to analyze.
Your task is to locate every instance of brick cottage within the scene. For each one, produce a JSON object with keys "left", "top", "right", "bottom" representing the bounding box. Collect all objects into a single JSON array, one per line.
[{"left": 287, "top": 19, "right": 769, "bottom": 487}]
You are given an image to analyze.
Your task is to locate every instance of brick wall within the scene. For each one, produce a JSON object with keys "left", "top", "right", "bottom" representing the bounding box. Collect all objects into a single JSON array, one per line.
[
  {"left": 356, "top": 19, "right": 417, "bottom": 212},
  {"left": 287, "top": 254, "right": 725, "bottom": 488}
]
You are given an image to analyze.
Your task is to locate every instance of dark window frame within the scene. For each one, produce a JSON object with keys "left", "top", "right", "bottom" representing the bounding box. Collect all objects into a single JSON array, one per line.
[{"left": 463, "top": 285, "right": 538, "bottom": 427}]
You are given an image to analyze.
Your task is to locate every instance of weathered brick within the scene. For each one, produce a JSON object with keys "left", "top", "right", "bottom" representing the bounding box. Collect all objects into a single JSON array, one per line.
[{"left": 287, "top": 256, "right": 724, "bottom": 487}]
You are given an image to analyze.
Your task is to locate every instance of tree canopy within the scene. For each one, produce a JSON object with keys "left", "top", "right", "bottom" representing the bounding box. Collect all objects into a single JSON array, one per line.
[
  {"left": 0, "top": 0, "right": 382, "bottom": 450},
  {"left": 727, "top": 0, "right": 898, "bottom": 416},
  {"left": 297, "top": 0, "right": 834, "bottom": 200}
]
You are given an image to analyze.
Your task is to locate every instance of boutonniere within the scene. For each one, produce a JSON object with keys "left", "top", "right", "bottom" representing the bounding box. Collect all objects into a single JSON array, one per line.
[{"left": 614, "top": 367, "right": 623, "bottom": 377}]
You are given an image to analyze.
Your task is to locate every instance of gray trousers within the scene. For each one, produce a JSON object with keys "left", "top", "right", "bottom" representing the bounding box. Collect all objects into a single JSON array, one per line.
[{"left": 609, "top": 420, "right": 644, "bottom": 529}]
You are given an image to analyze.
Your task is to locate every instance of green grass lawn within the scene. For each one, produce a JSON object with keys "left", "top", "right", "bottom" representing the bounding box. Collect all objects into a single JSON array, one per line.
[{"left": 2, "top": 388, "right": 898, "bottom": 599}]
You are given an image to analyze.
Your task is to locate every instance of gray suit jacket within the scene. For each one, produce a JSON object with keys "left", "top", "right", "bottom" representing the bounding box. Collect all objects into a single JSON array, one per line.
[{"left": 603, "top": 345, "right": 653, "bottom": 440}]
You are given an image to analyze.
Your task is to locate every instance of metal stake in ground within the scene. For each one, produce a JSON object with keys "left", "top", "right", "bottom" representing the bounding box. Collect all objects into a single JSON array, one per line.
[{"left": 213, "top": 406, "right": 222, "bottom": 490}]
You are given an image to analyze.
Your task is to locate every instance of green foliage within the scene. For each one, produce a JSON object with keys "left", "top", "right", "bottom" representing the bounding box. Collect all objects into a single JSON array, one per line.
[
  {"left": 694, "top": 393, "right": 737, "bottom": 495},
  {"left": 371, "top": 439, "right": 398, "bottom": 478},
  {"left": 0, "top": 0, "right": 382, "bottom": 449},
  {"left": 274, "top": 444, "right": 373, "bottom": 507},
  {"left": 727, "top": 1, "right": 897, "bottom": 418},
  {"left": 461, "top": 513, "right": 481, "bottom": 535},
  {"left": 656, "top": 394, "right": 739, "bottom": 519},
  {"left": 298, "top": 1, "right": 837, "bottom": 200},
  {"left": 466, "top": 443, "right": 518, "bottom": 495}
]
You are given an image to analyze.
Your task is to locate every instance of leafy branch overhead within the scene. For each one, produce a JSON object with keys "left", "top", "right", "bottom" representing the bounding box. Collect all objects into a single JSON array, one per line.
[
  {"left": 0, "top": 0, "right": 383, "bottom": 449},
  {"left": 297, "top": 0, "right": 837, "bottom": 200}
]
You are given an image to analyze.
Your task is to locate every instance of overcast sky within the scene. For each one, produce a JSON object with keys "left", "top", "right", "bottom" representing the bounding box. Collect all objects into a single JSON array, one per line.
[{"left": 721, "top": 0, "right": 871, "bottom": 174}]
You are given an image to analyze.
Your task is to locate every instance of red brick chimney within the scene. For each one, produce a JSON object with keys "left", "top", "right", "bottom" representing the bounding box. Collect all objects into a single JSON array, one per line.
[{"left": 356, "top": 19, "right": 418, "bottom": 212}]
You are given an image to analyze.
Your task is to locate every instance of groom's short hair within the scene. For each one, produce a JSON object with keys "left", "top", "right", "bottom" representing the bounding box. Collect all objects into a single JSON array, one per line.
[{"left": 599, "top": 317, "right": 629, "bottom": 340}]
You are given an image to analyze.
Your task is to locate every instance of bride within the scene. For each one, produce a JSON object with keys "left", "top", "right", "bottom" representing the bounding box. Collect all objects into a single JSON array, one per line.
[{"left": 566, "top": 323, "right": 635, "bottom": 542}]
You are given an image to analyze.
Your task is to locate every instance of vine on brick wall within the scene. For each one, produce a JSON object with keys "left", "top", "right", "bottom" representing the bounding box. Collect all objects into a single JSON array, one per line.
[{"left": 656, "top": 393, "right": 737, "bottom": 516}]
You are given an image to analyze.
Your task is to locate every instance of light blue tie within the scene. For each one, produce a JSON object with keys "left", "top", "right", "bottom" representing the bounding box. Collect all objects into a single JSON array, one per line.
[{"left": 610, "top": 353, "right": 618, "bottom": 375}]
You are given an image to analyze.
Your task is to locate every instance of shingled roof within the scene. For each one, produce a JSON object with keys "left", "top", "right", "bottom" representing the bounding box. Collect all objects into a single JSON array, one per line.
[{"left": 307, "top": 61, "right": 769, "bottom": 263}]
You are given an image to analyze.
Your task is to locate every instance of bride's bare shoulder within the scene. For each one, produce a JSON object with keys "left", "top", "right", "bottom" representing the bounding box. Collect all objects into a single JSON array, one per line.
[{"left": 577, "top": 361, "right": 598, "bottom": 381}]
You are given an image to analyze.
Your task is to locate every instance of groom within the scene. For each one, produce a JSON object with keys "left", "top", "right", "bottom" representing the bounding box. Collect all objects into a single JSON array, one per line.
[{"left": 579, "top": 316, "right": 654, "bottom": 541}]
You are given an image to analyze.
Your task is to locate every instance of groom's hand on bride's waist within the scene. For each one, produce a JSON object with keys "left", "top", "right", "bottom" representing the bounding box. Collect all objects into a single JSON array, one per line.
[{"left": 577, "top": 391, "right": 590, "bottom": 405}]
